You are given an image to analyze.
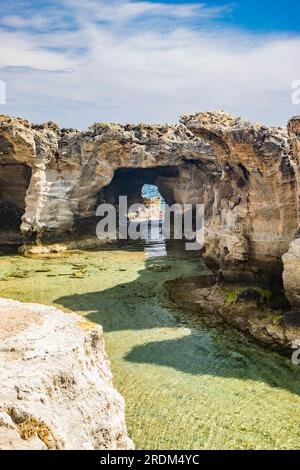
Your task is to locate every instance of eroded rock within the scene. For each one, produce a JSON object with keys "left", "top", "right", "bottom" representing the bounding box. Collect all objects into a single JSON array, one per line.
[
  {"left": 282, "top": 117, "right": 300, "bottom": 309},
  {"left": 165, "top": 276, "right": 300, "bottom": 353},
  {"left": 0, "top": 112, "right": 299, "bottom": 284},
  {"left": 0, "top": 298, "right": 133, "bottom": 450},
  {"left": 181, "top": 112, "right": 298, "bottom": 282}
]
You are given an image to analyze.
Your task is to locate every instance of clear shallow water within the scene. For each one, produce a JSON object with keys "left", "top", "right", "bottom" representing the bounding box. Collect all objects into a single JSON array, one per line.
[{"left": 0, "top": 241, "right": 300, "bottom": 449}]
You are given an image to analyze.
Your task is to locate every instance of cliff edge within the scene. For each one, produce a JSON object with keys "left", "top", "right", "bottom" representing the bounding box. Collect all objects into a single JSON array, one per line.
[{"left": 0, "top": 298, "right": 133, "bottom": 450}]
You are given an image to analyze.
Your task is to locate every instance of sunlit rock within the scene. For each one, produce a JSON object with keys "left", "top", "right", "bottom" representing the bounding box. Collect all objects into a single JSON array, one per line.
[
  {"left": 0, "top": 112, "right": 298, "bottom": 284},
  {"left": 0, "top": 298, "right": 133, "bottom": 450}
]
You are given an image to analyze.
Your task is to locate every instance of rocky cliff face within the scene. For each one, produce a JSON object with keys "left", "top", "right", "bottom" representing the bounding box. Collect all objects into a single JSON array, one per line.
[
  {"left": 283, "top": 117, "right": 300, "bottom": 308},
  {"left": 0, "top": 112, "right": 298, "bottom": 284},
  {"left": 0, "top": 298, "right": 133, "bottom": 450},
  {"left": 181, "top": 113, "right": 299, "bottom": 282}
]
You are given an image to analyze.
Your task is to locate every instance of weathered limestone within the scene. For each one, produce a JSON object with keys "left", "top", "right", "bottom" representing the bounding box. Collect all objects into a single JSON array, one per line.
[
  {"left": 282, "top": 117, "right": 300, "bottom": 308},
  {"left": 283, "top": 239, "right": 300, "bottom": 308},
  {"left": 166, "top": 276, "right": 300, "bottom": 353},
  {"left": 181, "top": 113, "right": 299, "bottom": 282},
  {"left": 0, "top": 112, "right": 299, "bottom": 283},
  {"left": 0, "top": 298, "right": 133, "bottom": 450}
]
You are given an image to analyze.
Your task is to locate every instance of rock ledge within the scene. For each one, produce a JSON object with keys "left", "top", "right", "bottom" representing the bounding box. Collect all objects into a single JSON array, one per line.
[{"left": 0, "top": 298, "right": 133, "bottom": 450}]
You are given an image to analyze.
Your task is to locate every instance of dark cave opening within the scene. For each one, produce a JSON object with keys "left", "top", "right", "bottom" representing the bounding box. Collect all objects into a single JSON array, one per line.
[
  {"left": 101, "top": 166, "right": 179, "bottom": 208},
  {"left": 75, "top": 166, "right": 179, "bottom": 236},
  {"left": 0, "top": 163, "right": 32, "bottom": 243}
]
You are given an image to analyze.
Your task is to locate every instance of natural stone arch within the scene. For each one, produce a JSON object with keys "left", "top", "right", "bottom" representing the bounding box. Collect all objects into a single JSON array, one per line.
[
  {"left": 100, "top": 167, "right": 178, "bottom": 209},
  {"left": 0, "top": 112, "right": 298, "bottom": 287},
  {"left": 37, "top": 122, "right": 217, "bottom": 242}
]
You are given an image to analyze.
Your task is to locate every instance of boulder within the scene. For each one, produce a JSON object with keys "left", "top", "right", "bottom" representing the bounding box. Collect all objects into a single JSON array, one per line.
[{"left": 0, "top": 298, "right": 133, "bottom": 450}]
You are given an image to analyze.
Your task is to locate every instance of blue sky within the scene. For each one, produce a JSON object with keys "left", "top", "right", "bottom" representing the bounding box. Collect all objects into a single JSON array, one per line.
[
  {"left": 150, "top": 0, "right": 300, "bottom": 33},
  {"left": 0, "top": 0, "right": 299, "bottom": 128}
]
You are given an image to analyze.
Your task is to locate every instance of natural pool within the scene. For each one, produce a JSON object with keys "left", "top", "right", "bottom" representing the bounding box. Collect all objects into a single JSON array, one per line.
[{"left": 0, "top": 241, "right": 300, "bottom": 450}]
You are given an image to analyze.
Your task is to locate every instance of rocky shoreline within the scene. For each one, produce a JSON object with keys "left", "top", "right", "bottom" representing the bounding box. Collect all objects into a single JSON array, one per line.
[
  {"left": 165, "top": 276, "right": 300, "bottom": 354},
  {"left": 1, "top": 111, "right": 300, "bottom": 304},
  {"left": 2, "top": 110, "right": 300, "bottom": 447}
]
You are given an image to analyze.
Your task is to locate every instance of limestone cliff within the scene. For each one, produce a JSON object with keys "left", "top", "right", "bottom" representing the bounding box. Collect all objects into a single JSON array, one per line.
[
  {"left": 0, "top": 112, "right": 299, "bottom": 284},
  {"left": 0, "top": 298, "right": 133, "bottom": 450},
  {"left": 181, "top": 112, "right": 298, "bottom": 282},
  {"left": 283, "top": 116, "right": 300, "bottom": 308}
]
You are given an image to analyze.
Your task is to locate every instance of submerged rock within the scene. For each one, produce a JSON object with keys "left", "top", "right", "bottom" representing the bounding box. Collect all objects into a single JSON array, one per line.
[
  {"left": 238, "top": 289, "right": 262, "bottom": 303},
  {"left": 147, "top": 263, "right": 172, "bottom": 272},
  {"left": 165, "top": 277, "right": 300, "bottom": 354},
  {"left": 0, "top": 298, "right": 133, "bottom": 450}
]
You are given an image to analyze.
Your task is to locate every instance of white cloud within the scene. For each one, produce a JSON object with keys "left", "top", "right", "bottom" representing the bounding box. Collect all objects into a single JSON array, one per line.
[
  {"left": 0, "top": 0, "right": 299, "bottom": 128},
  {"left": 64, "top": 0, "right": 229, "bottom": 23},
  {"left": 1, "top": 14, "right": 51, "bottom": 30}
]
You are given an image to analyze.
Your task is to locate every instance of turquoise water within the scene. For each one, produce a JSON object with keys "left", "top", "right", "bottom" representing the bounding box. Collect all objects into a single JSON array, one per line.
[{"left": 1, "top": 241, "right": 300, "bottom": 449}]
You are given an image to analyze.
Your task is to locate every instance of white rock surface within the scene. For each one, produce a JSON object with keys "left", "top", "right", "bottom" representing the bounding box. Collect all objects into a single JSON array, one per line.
[{"left": 0, "top": 298, "right": 133, "bottom": 450}]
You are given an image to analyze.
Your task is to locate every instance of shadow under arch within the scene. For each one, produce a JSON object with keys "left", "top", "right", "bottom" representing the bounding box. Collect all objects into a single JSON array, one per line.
[{"left": 55, "top": 246, "right": 189, "bottom": 333}]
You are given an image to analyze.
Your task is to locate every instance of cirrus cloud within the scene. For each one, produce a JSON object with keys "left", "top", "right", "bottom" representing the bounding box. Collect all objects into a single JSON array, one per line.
[{"left": 0, "top": 0, "right": 299, "bottom": 128}]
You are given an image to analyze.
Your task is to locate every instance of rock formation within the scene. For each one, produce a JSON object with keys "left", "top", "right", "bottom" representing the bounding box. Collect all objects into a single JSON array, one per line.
[
  {"left": 0, "top": 298, "right": 133, "bottom": 450},
  {"left": 0, "top": 111, "right": 299, "bottom": 285},
  {"left": 166, "top": 276, "right": 300, "bottom": 353},
  {"left": 283, "top": 116, "right": 300, "bottom": 308}
]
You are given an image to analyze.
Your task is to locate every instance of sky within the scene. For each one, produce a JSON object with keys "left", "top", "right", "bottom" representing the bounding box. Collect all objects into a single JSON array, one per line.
[{"left": 0, "top": 0, "right": 299, "bottom": 128}]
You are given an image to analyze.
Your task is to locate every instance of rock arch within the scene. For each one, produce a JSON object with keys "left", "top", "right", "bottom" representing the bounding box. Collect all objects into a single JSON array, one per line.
[{"left": 0, "top": 112, "right": 298, "bottom": 287}]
